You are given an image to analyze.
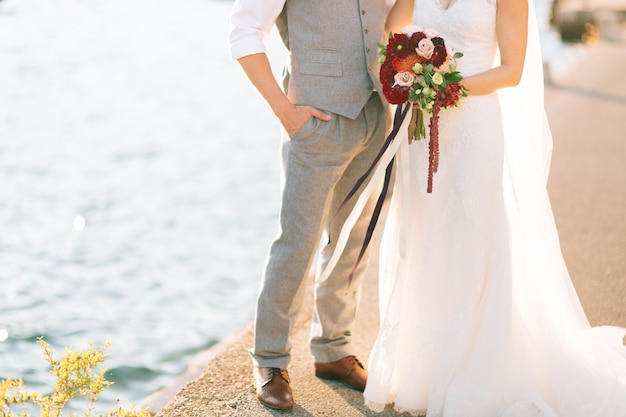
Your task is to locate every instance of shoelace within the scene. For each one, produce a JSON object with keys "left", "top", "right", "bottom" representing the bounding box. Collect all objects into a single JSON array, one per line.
[
  {"left": 348, "top": 355, "right": 364, "bottom": 369},
  {"left": 268, "top": 367, "right": 288, "bottom": 383}
]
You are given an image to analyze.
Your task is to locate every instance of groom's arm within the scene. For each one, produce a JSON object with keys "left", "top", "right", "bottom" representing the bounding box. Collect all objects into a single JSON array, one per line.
[
  {"left": 229, "top": 0, "right": 330, "bottom": 137},
  {"left": 229, "top": 0, "right": 282, "bottom": 60},
  {"left": 236, "top": 54, "right": 330, "bottom": 136}
]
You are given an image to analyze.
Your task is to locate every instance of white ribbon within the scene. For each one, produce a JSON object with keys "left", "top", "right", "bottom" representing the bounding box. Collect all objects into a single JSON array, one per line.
[{"left": 316, "top": 104, "right": 412, "bottom": 282}]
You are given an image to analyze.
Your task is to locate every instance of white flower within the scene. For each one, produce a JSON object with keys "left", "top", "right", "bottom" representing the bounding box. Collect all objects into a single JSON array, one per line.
[
  {"left": 412, "top": 62, "right": 424, "bottom": 74},
  {"left": 402, "top": 25, "right": 424, "bottom": 36},
  {"left": 394, "top": 71, "right": 417, "bottom": 87},
  {"left": 432, "top": 72, "right": 444, "bottom": 85},
  {"left": 423, "top": 28, "right": 439, "bottom": 38}
]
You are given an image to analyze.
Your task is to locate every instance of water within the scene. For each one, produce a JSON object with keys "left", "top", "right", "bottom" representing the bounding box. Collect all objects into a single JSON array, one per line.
[
  {"left": 0, "top": 0, "right": 576, "bottom": 412},
  {"left": 0, "top": 0, "right": 287, "bottom": 409}
]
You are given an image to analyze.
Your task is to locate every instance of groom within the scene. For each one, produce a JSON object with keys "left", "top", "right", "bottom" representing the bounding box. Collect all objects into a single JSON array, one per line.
[{"left": 229, "top": 0, "right": 390, "bottom": 410}]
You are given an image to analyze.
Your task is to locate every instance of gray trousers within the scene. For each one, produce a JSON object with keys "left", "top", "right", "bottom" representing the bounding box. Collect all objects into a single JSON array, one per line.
[{"left": 251, "top": 93, "right": 388, "bottom": 369}]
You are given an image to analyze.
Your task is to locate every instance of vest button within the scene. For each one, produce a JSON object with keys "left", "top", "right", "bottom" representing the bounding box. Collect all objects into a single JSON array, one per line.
[
  {"left": 366, "top": 48, "right": 371, "bottom": 53},
  {"left": 364, "top": 29, "right": 369, "bottom": 34},
  {"left": 361, "top": 9, "right": 366, "bottom": 15}
]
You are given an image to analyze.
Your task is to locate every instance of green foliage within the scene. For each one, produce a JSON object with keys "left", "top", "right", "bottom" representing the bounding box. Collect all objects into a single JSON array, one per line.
[
  {"left": 0, "top": 338, "right": 151, "bottom": 417},
  {"left": 444, "top": 71, "right": 464, "bottom": 84}
]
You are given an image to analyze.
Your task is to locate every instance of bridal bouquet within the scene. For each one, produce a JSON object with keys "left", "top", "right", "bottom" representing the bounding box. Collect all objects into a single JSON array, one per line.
[{"left": 379, "top": 26, "right": 467, "bottom": 192}]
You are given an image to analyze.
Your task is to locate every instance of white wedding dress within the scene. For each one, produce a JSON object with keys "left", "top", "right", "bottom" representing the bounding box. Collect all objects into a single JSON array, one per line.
[{"left": 362, "top": 0, "right": 626, "bottom": 416}]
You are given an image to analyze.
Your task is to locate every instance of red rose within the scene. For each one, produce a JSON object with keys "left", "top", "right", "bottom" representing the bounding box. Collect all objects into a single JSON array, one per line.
[
  {"left": 430, "top": 37, "right": 448, "bottom": 67},
  {"left": 382, "top": 83, "right": 410, "bottom": 104},
  {"left": 379, "top": 60, "right": 396, "bottom": 87},
  {"left": 410, "top": 31, "right": 427, "bottom": 46}
]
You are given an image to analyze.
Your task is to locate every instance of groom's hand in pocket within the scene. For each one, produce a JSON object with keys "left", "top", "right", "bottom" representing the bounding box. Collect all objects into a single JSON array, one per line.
[
  {"left": 278, "top": 104, "right": 331, "bottom": 137},
  {"left": 236, "top": 53, "right": 331, "bottom": 137}
]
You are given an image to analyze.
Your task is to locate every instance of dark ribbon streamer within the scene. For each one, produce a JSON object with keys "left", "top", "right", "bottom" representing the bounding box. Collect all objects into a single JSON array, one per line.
[
  {"left": 323, "top": 103, "right": 410, "bottom": 286},
  {"left": 347, "top": 156, "right": 395, "bottom": 287},
  {"left": 327, "top": 103, "right": 411, "bottom": 243}
]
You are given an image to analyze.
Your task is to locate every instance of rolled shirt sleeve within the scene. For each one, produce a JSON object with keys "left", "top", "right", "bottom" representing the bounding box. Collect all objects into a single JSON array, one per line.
[{"left": 228, "top": 0, "right": 286, "bottom": 60}]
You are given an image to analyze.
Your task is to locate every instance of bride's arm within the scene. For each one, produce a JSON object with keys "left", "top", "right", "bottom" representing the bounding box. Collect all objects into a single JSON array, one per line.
[
  {"left": 386, "top": 0, "right": 414, "bottom": 34},
  {"left": 461, "top": 0, "right": 528, "bottom": 96}
]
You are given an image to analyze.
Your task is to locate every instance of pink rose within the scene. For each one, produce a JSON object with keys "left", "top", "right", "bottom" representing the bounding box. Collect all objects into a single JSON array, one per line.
[
  {"left": 416, "top": 38, "right": 435, "bottom": 59},
  {"left": 394, "top": 71, "right": 417, "bottom": 87}
]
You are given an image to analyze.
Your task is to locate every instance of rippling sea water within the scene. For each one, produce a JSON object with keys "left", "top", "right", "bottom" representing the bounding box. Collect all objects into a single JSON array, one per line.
[
  {"left": 0, "top": 0, "right": 287, "bottom": 409},
  {"left": 0, "top": 0, "right": 575, "bottom": 411}
]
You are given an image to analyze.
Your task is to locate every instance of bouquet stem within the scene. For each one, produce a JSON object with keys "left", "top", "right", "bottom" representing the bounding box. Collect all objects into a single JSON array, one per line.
[{"left": 407, "top": 105, "right": 425, "bottom": 144}]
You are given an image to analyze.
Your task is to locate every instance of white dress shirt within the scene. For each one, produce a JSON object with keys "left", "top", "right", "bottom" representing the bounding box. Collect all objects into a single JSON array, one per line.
[
  {"left": 228, "top": 0, "right": 286, "bottom": 60},
  {"left": 228, "top": 0, "right": 395, "bottom": 61}
]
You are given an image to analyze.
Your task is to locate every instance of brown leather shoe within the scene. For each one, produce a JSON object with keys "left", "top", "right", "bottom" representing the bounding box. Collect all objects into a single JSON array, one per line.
[
  {"left": 253, "top": 367, "right": 294, "bottom": 410},
  {"left": 314, "top": 355, "right": 367, "bottom": 392}
]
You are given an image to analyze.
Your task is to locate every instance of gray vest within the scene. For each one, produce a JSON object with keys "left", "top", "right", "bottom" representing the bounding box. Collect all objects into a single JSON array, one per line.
[{"left": 276, "top": 0, "right": 388, "bottom": 119}]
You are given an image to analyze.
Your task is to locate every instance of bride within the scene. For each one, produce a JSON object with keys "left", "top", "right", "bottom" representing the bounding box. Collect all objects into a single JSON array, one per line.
[{"left": 359, "top": 0, "right": 626, "bottom": 415}]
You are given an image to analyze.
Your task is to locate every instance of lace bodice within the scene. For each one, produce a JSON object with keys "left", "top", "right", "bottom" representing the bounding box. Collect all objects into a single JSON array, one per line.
[
  {"left": 413, "top": 0, "right": 498, "bottom": 76},
  {"left": 405, "top": 0, "right": 503, "bottom": 199}
]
